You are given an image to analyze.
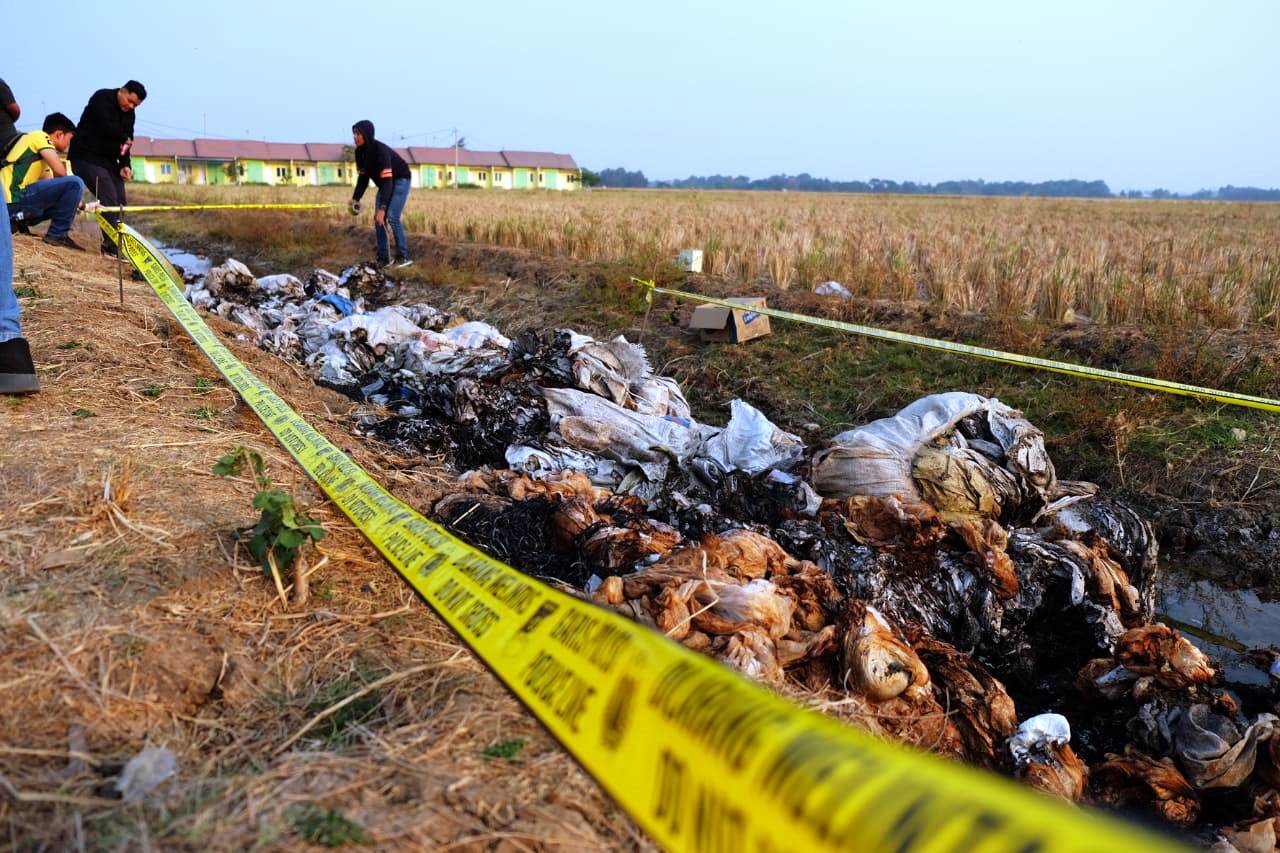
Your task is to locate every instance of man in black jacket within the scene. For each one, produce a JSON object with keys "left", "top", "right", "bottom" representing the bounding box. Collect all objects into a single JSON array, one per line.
[
  {"left": 349, "top": 120, "right": 412, "bottom": 268},
  {"left": 69, "top": 80, "right": 145, "bottom": 255}
]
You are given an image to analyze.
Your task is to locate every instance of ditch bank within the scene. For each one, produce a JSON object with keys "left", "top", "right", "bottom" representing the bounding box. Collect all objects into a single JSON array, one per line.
[{"left": 151, "top": 214, "right": 1280, "bottom": 602}]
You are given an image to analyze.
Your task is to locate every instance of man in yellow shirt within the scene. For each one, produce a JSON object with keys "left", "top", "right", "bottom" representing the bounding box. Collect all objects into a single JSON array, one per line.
[{"left": 3, "top": 113, "right": 85, "bottom": 250}]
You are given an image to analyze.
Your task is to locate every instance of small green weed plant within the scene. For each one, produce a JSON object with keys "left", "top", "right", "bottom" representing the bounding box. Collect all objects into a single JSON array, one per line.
[{"left": 213, "top": 447, "right": 323, "bottom": 601}]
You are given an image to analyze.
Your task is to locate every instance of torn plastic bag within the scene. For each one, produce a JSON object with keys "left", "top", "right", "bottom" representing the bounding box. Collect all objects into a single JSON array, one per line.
[
  {"left": 1169, "top": 704, "right": 1279, "bottom": 789},
  {"left": 814, "top": 281, "right": 852, "bottom": 298},
  {"left": 307, "top": 269, "right": 341, "bottom": 295},
  {"left": 505, "top": 444, "right": 625, "bottom": 486},
  {"left": 257, "top": 326, "right": 300, "bottom": 356},
  {"left": 1008, "top": 713, "right": 1072, "bottom": 766},
  {"left": 444, "top": 321, "right": 512, "bottom": 350},
  {"left": 396, "top": 335, "right": 511, "bottom": 378},
  {"left": 1006, "top": 713, "right": 1087, "bottom": 802},
  {"left": 297, "top": 312, "right": 344, "bottom": 356},
  {"left": 764, "top": 470, "right": 822, "bottom": 517},
  {"left": 543, "top": 387, "right": 717, "bottom": 481},
  {"left": 113, "top": 746, "right": 178, "bottom": 805},
  {"left": 700, "top": 399, "right": 805, "bottom": 475},
  {"left": 330, "top": 307, "right": 425, "bottom": 348},
  {"left": 338, "top": 263, "right": 389, "bottom": 296},
  {"left": 318, "top": 293, "right": 356, "bottom": 316},
  {"left": 810, "top": 392, "right": 1058, "bottom": 521},
  {"left": 216, "top": 303, "right": 267, "bottom": 335},
  {"left": 631, "top": 376, "right": 693, "bottom": 420},
  {"left": 569, "top": 334, "right": 650, "bottom": 406},
  {"left": 400, "top": 303, "right": 452, "bottom": 330},
  {"left": 184, "top": 285, "right": 215, "bottom": 309},
  {"left": 254, "top": 273, "right": 306, "bottom": 299},
  {"left": 1089, "top": 746, "right": 1200, "bottom": 828},
  {"left": 203, "top": 258, "right": 255, "bottom": 298},
  {"left": 309, "top": 340, "right": 358, "bottom": 387}
]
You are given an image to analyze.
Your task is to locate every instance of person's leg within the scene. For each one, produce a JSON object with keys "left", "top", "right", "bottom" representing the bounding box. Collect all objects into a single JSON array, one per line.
[
  {"left": 0, "top": 195, "right": 20, "bottom": 343},
  {"left": 75, "top": 160, "right": 120, "bottom": 250},
  {"left": 18, "top": 176, "right": 86, "bottom": 238},
  {"left": 0, "top": 193, "right": 38, "bottom": 393},
  {"left": 388, "top": 179, "right": 410, "bottom": 261}
]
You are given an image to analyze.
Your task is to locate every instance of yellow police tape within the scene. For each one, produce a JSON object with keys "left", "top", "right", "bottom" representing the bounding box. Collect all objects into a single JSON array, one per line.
[
  {"left": 93, "top": 203, "right": 336, "bottom": 214},
  {"left": 633, "top": 279, "right": 1280, "bottom": 414},
  {"left": 105, "top": 218, "right": 1182, "bottom": 852}
]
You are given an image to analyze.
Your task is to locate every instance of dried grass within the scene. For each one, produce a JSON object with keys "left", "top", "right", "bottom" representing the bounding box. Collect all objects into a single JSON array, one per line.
[
  {"left": 134, "top": 184, "right": 1280, "bottom": 333},
  {"left": 0, "top": 237, "right": 650, "bottom": 850}
]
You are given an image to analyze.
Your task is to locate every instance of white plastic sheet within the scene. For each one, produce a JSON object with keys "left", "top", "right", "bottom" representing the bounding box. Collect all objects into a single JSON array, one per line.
[{"left": 702, "top": 399, "right": 804, "bottom": 474}]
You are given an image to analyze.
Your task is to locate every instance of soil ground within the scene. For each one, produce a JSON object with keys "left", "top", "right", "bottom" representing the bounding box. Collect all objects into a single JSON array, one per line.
[{"left": 0, "top": 231, "right": 646, "bottom": 850}]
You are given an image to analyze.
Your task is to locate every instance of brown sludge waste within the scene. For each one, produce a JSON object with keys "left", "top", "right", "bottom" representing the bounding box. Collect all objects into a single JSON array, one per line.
[{"left": 188, "top": 263, "right": 1279, "bottom": 848}]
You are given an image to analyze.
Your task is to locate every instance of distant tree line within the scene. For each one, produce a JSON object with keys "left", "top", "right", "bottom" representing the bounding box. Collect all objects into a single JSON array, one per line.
[{"left": 587, "top": 167, "right": 1280, "bottom": 201}]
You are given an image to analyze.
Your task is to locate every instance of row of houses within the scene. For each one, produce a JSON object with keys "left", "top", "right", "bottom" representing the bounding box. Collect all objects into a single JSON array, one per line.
[{"left": 127, "top": 138, "right": 582, "bottom": 191}]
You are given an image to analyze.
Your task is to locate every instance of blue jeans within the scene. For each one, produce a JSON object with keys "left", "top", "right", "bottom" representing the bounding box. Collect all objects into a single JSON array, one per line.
[
  {"left": 0, "top": 194, "right": 20, "bottom": 342},
  {"left": 375, "top": 178, "right": 411, "bottom": 263},
  {"left": 17, "top": 175, "right": 86, "bottom": 238}
]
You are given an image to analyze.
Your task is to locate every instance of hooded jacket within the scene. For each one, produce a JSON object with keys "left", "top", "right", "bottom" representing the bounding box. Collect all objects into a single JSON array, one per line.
[
  {"left": 352, "top": 120, "right": 410, "bottom": 211},
  {"left": 70, "top": 88, "right": 135, "bottom": 172}
]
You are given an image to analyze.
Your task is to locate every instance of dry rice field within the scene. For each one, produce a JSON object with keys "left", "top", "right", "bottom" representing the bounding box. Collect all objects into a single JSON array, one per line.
[{"left": 132, "top": 185, "right": 1280, "bottom": 334}]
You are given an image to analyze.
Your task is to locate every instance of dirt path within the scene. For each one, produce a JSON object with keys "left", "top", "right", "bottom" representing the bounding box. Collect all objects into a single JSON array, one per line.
[{"left": 0, "top": 238, "right": 644, "bottom": 850}]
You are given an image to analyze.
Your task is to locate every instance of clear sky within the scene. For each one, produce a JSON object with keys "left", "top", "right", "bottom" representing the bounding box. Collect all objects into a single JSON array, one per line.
[{"left": 5, "top": 0, "right": 1276, "bottom": 192}]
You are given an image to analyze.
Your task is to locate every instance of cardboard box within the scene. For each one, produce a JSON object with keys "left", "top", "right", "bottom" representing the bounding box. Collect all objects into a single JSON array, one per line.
[
  {"left": 688, "top": 297, "right": 772, "bottom": 343},
  {"left": 676, "top": 249, "right": 704, "bottom": 273}
]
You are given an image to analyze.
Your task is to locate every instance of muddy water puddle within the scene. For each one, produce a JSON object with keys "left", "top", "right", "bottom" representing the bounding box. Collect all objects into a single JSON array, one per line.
[
  {"left": 156, "top": 241, "right": 212, "bottom": 278},
  {"left": 1159, "top": 559, "right": 1279, "bottom": 688}
]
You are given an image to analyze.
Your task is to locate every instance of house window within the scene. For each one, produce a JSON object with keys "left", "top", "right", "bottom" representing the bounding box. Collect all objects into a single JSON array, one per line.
[
  {"left": 275, "top": 166, "right": 287, "bottom": 178},
  {"left": 160, "top": 163, "right": 172, "bottom": 175},
  {"left": 494, "top": 173, "right": 502, "bottom": 181},
  {"left": 337, "top": 168, "right": 344, "bottom": 178},
  {"left": 477, "top": 171, "right": 487, "bottom": 181},
  {"left": 538, "top": 172, "right": 543, "bottom": 183},
  {"left": 447, "top": 170, "right": 453, "bottom": 180},
  {"left": 295, "top": 166, "right": 306, "bottom": 177}
]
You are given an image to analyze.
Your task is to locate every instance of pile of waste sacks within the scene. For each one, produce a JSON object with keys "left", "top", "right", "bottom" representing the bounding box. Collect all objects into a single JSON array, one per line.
[{"left": 188, "top": 258, "right": 1280, "bottom": 849}]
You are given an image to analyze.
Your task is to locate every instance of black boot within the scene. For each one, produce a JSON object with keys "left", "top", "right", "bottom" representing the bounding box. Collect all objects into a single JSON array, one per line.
[{"left": 0, "top": 338, "right": 39, "bottom": 394}]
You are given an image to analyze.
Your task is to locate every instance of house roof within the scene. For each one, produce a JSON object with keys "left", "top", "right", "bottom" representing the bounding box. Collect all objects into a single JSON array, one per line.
[
  {"left": 131, "top": 137, "right": 195, "bottom": 158},
  {"left": 130, "top": 137, "right": 579, "bottom": 171},
  {"left": 304, "top": 143, "right": 348, "bottom": 162},
  {"left": 193, "top": 138, "right": 268, "bottom": 160},
  {"left": 264, "top": 142, "right": 310, "bottom": 161},
  {"left": 407, "top": 147, "right": 507, "bottom": 167},
  {"left": 501, "top": 150, "right": 578, "bottom": 170}
]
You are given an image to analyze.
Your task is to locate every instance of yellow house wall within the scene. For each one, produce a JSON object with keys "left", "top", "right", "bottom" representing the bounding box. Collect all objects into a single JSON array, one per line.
[
  {"left": 264, "top": 161, "right": 291, "bottom": 186},
  {"left": 144, "top": 157, "right": 178, "bottom": 183}
]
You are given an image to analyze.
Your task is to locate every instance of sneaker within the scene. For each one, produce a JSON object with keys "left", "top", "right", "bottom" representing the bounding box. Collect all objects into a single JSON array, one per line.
[
  {"left": 10, "top": 218, "right": 30, "bottom": 236},
  {"left": 100, "top": 241, "right": 120, "bottom": 258},
  {"left": 392, "top": 258, "right": 413, "bottom": 269},
  {"left": 0, "top": 338, "right": 39, "bottom": 394},
  {"left": 375, "top": 258, "right": 391, "bottom": 269},
  {"left": 43, "top": 233, "right": 84, "bottom": 251}
]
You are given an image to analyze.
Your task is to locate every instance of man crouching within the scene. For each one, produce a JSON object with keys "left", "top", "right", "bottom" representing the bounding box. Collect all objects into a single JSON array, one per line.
[{"left": 3, "top": 113, "right": 86, "bottom": 250}]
